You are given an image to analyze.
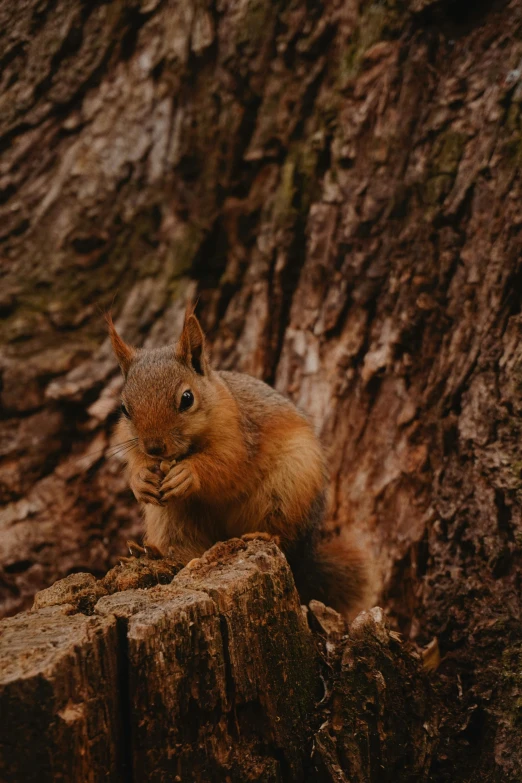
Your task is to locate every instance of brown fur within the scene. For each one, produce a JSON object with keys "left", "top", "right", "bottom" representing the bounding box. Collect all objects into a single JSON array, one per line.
[{"left": 110, "top": 311, "right": 368, "bottom": 618}]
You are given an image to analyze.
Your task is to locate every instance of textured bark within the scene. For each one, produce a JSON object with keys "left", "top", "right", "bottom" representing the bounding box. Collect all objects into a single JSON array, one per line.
[
  {"left": 310, "top": 604, "right": 436, "bottom": 782},
  {"left": 0, "top": 607, "right": 122, "bottom": 781},
  {"left": 0, "top": 539, "right": 436, "bottom": 782},
  {"left": 1, "top": 0, "right": 522, "bottom": 778}
]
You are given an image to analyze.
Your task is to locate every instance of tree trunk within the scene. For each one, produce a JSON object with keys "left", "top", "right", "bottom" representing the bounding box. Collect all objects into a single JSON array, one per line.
[{"left": 1, "top": 0, "right": 521, "bottom": 778}]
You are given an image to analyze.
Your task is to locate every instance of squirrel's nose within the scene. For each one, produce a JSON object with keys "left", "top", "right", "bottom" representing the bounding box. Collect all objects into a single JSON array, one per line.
[{"left": 144, "top": 439, "right": 166, "bottom": 457}]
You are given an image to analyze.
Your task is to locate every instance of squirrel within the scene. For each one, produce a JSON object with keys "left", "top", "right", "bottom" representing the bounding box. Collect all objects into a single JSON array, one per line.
[{"left": 107, "top": 309, "right": 368, "bottom": 618}]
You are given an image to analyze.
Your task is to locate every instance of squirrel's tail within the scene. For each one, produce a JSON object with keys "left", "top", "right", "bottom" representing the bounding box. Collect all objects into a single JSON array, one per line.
[{"left": 287, "top": 526, "right": 370, "bottom": 620}]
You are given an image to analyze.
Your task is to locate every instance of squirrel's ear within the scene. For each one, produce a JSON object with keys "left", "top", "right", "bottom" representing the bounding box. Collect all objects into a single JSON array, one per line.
[
  {"left": 106, "top": 314, "right": 136, "bottom": 376},
  {"left": 176, "top": 313, "right": 209, "bottom": 376}
]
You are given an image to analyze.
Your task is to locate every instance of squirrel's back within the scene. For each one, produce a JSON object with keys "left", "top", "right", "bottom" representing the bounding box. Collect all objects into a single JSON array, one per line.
[
  {"left": 218, "top": 370, "right": 303, "bottom": 413},
  {"left": 218, "top": 370, "right": 310, "bottom": 438}
]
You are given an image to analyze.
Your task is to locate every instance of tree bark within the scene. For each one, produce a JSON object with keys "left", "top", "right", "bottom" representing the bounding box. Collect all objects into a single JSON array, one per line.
[{"left": 1, "top": 0, "right": 522, "bottom": 778}]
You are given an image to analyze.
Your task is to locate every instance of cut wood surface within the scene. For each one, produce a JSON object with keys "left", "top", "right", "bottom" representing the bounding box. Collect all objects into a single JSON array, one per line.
[{"left": 0, "top": 539, "right": 436, "bottom": 782}]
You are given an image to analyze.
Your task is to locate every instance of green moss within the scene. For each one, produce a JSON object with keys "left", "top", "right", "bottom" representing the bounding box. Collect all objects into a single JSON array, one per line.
[
  {"left": 235, "top": 0, "right": 277, "bottom": 52},
  {"left": 165, "top": 222, "right": 205, "bottom": 280},
  {"left": 271, "top": 137, "right": 324, "bottom": 229},
  {"left": 423, "top": 174, "right": 454, "bottom": 205},
  {"left": 506, "top": 103, "right": 520, "bottom": 133},
  {"left": 511, "top": 460, "right": 522, "bottom": 478},
  {"left": 0, "top": 204, "right": 175, "bottom": 345},
  {"left": 421, "top": 130, "right": 467, "bottom": 206},
  {"left": 341, "top": 6, "right": 387, "bottom": 81},
  {"left": 338, "top": 0, "right": 403, "bottom": 86},
  {"left": 431, "top": 131, "right": 467, "bottom": 176},
  {"left": 273, "top": 158, "right": 297, "bottom": 223},
  {"left": 501, "top": 645, "right": 522, "bottom": 688}
]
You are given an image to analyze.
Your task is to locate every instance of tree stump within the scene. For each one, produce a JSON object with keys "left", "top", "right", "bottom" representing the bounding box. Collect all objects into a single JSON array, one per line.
[{"left": 0, "top": 540, "right": 436, "bottom": 782}]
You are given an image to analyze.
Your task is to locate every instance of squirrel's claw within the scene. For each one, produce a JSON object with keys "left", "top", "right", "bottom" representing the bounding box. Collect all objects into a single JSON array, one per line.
[
  {"left": 161, "top": 463, "right": 200, "bottom": 500},
  {"left": 162, "top": 478, "right": 193, "bottom": 500},
  {"left": 130, "top": 467, "right": 164, "bottom": 506},
  {"left": 125, "top": 540, "right": 164, "bottom": 560},
  {"left": 127, "top": 540, "right": 147, "bottom": 558},
  {"left": 143, "top": 543, "right": 163, "bottom": 559}
]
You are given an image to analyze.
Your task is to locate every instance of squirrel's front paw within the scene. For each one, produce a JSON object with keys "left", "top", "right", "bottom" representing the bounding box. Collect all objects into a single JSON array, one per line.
[
  {"left": 161, "top": 462, "right": 200, "bottom": 500},
  {"left": 130, "top": 467, "right": 163, "bottom": 506}
]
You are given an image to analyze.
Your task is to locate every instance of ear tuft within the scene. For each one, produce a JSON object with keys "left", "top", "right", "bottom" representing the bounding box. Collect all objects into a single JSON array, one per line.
[
  {"left": 176, "top": 310, "right": 209, "bottom": 375},
  {"left": 106, "top": 313, "right": 136, "bottom": 376}
]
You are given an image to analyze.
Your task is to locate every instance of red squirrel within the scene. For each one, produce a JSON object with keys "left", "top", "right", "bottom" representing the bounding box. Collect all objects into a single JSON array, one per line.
[{"left": 108, "top": 310, "right": 368, "bottom": 618}]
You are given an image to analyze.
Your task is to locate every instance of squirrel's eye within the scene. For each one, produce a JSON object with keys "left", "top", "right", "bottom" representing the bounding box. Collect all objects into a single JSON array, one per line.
[
  {"left": 121, "top": 403, "right": 130, "bottom": 418},
  {"left": 179, "top": 390, "right": 194, "bottom": 411}
]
